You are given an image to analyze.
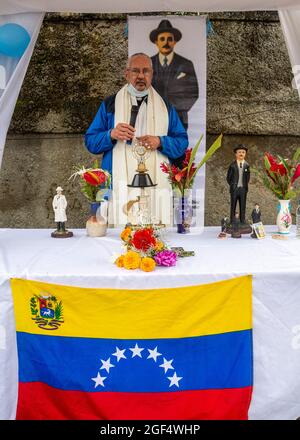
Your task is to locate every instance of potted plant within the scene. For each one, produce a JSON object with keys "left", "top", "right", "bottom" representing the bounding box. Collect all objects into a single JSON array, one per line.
[
  {"left": 70, "top": 161, "right": 111, "bottom": 237},
  {"left": 160, "top": 134, "right": 223, "bottom": 233},
  {"left": 255, "top": 151, "right": 300, "bottom": 234}
]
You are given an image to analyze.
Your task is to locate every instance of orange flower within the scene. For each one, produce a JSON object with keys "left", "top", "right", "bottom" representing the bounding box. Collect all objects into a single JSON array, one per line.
[
  {"left": 140, "top": 257, "right": 156, "bottom": 272},
  {"left": 154, "top": 240, "right": 164, "bottom": 251},
  {"left": 123, "top": 251, "right": 141, "bottom": 270},
  {"left": 115, "top": 255, "right": 125, "bottom": 268},
  {"left": 121, "top": 227, "right": 132, "bottom": 242}
]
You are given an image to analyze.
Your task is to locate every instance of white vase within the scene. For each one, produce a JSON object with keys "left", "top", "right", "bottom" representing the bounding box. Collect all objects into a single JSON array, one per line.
[
  {"left": 86, "top": 201, "right": 108, "bottom": 237},
  {"left": 276, "top": 199, "right": 292, "bottom": 234}
]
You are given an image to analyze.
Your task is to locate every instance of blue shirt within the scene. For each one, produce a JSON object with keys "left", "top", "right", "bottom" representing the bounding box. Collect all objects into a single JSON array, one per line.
[{"left": 85, "top": 93, "right": 188, "bottom": 181}]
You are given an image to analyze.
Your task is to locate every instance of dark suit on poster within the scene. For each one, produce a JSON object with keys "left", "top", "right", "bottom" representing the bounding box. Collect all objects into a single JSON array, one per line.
[
  {"left": 151, "top": 53, "right": 199, "bottom": 131},
  {"left": 227, "top": 161, "right": 250, "bottom": 224}
]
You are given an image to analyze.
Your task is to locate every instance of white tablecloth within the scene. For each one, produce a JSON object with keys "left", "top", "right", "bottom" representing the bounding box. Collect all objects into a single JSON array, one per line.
[{"left": 1, "top": 226, "right": 300, "bottom": 420}]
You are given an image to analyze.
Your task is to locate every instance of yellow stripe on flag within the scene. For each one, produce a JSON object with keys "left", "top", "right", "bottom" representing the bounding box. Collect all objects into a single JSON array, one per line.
[{"left": 11, "top": 276, "right": 252, "bottom": 339}]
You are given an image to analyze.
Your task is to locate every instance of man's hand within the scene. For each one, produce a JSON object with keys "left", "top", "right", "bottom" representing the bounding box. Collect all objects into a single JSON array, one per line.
[
  {"left": 137, "top": 135, "right": 161, "bottom": 151},
  {"left": 111, "top": 123, "right": 135, "bottom": 142}
]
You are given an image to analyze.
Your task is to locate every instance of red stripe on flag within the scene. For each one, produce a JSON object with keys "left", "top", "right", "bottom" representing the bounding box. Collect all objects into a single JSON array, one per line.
[{"left": 17, "top": 382, "right": 252, "bottom": 420}]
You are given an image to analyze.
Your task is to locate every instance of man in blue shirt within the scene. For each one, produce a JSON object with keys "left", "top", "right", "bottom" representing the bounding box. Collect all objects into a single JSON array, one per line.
[{"left": 85, "top": 53, "right": 188, "bottom": 225}]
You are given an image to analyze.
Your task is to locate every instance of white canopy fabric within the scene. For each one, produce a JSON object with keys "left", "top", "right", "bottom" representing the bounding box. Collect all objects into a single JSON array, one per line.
[
  {"left": 1, "top": 0, "right": 300, "bottom": 14},
  {"left": 0, "top": 13, "right": 44, "bottom": 166},
  {"left": 279, "top": 10, "right": 300, "bottom": 98}
]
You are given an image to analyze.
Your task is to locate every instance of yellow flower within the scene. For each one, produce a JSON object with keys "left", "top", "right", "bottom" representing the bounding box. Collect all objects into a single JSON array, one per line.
[
  {"left": 121, "top": 227, "right": 132, "bottom": 242},
  {"left": 115, "top": 255, "right": 125, "bottom": 268},
  {"left": 140, "top": 257, "right": 156, "bottom": 272},
  {"left": 155, "top": 240, "right": 164, "bottom": 251},
  {"left": 123, "top": 250, "right": 141, "bottom": 270}
]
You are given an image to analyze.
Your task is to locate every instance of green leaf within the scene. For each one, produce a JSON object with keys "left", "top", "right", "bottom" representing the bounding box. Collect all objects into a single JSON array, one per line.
[
  {"left": 93, "top": 159, "right": 99, "bottom": 169},
  {"left": 285, "top": 189, "right": 297, "bottom": 200},
  {"left": 54, "top": 301, "right": 63, "bottom": 321},
  {"left": 96, "top": 189, "right": 107, "bottom": 202},
  {"left": 187, "top": 134, "right": 204, "bottom": 176},
  {"left": 192, "top": 134, "right": 223, "bottom": 178},
  {"left": 292, "top": 148, "right": 300, "bottom": 163},
  {"left": 264, "top": 156, "right": 271, "bottom": 171},
  {"left": 277, "top": 155, "right": 291, "bottom": 175}
]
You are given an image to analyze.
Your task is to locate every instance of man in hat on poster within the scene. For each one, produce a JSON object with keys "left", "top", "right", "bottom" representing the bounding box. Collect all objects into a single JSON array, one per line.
[
  {"left": 150, "top": 19, "right": 199, "bottom": 131},
  {"left": 226, "top": 145, "right": 250, "bottom": 225}
]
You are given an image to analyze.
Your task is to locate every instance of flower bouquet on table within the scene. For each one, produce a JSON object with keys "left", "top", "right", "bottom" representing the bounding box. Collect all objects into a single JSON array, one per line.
[
  {"left": 160, "top": 134, "right": 223, "bottom": 233},
  {"left": 254, "top": 150, "right": 300, "bottom": 234},
  {"left": 114, "top": 226, "right": 178, "bottom": 272},
  {"left": 70, "top": 161, "right": 111, "bottom": 237}
]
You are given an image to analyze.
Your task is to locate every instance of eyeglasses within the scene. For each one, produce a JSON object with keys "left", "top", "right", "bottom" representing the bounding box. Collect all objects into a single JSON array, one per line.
[{"left": 127, "top": 68, "right": 153, "bottom": 76}]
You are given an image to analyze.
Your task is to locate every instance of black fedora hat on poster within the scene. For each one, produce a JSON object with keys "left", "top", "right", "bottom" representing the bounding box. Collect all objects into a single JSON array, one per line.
[{"left": 149, "top": 19, "right": 182, "bottom": 43}]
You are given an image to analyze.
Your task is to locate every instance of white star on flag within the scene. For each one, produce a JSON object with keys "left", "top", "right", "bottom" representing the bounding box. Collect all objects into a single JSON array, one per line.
[
  {"left": 112, "top": 347, "right": 126, "bottom": 362},
  {"left": 100, "top": 357, "right": 115, "bottom": 373},
  {"left": 167, "top": 372, "right": 183, "bottom": 388},
  {"left": 159, "top": 358, "right": 174, "bottom": 373},
  {"left": 147, "top": 346, "right": 162, "bottom": 362},
  {"left": 130, "top": 343, "right": 144, "bottom": 358},
  {"left": 91, "top": 372, "right": 106, "bottom": 388}
]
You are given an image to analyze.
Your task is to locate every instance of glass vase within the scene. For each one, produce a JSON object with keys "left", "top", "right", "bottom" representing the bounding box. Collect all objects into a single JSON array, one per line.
[
  {"left": 174, "top": 191, "right": 193, "bottom": 234},
  {"left": 86, "top": 201, "right": 108, "bottom": 237}
]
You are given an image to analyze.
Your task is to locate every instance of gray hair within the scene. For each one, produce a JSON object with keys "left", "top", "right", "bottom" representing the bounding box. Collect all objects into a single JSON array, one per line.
[{"left": 126, "top": 53, "right": 153, "bottom": 69}]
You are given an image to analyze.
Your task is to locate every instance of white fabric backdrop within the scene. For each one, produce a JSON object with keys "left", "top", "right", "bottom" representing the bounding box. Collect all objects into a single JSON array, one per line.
[
  {"left": 0, "top": 13, "right": 44, "bottom": 166},
  {"left": 128, "top": 15, "right": 206, "bottom": 227},
  {"left": 1, "top": 226, "right": 300, "bottom": 420},
  {"left": 1, "top": 0, "right": 300, "bottom": 14},
  {"left": 279, "top": 9, "right": 300, "bottom": 98}
]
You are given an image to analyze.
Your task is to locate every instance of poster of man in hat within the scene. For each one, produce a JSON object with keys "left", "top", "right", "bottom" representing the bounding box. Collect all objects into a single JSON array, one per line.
[
  {"left": 149, "top": 19, "right": 199, "bottom": 131},
  {"left": 128, "top": 16, "right": 206, "bottom": 228}
]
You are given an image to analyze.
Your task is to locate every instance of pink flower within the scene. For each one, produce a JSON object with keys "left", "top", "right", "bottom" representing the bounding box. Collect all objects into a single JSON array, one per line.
[{"left": 154, "top": 250, "right": 177, "bottom": 267}]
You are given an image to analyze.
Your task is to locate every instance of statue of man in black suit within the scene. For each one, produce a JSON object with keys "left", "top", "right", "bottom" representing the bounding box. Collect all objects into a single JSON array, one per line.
[
  {"left": 226, "top": 145, "right": 250, "bottom": 225},
  {"left": 149, "top": 20, "right": 199, "bottom": 131}
]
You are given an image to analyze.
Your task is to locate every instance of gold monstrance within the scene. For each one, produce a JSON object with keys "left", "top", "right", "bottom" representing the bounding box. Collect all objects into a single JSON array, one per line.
[{"left": 125, "top": 139, "right": 157, "bottom": 225}]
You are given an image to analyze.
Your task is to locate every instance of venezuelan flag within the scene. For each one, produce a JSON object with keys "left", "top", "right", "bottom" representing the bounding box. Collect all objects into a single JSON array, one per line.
[{"left": 11, "top": 276, "right": 253, "bottom": 420}]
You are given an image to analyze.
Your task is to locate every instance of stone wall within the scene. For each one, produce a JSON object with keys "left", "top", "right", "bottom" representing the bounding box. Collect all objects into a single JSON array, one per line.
[{"left": 1, "top": 11, "right": 300, "bottom": 228}]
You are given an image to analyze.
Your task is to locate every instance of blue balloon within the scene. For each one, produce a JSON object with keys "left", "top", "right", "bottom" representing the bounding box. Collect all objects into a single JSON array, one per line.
[{"left": 0, "top": 23, "right": 31, "bottom": 58}]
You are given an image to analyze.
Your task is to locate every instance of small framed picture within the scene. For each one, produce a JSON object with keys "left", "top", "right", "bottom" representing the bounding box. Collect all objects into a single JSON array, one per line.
[{"left": 252, "top": 222, "right": 266, "bottom": 239}]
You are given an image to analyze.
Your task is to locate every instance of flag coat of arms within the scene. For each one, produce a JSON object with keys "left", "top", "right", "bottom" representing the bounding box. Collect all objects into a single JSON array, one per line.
[{"left": 11, "top": 275, "right": 253, "bottom": 420}]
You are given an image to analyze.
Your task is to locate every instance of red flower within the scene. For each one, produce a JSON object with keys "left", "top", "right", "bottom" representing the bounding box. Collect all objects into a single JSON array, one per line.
[
  {"left": 266, "top": 153, "right": 278, "bottom": 168},
  {"left": 174, "top": 170, "right": 186, "bottom": 182},
  {"left": 188, "top": 166, "right": 197, "bottom": 178},
  {"left": 132, "top": 229, "right": 156, "bottom": 252},
  {"left": 183, "top": 148, "right": 193, "bottom": 167},
  {"left": 171, "top": 165, "right": 179, "bottom": 175},
  {"left": 292, "top": 164, "right": 300, "bottom": 183},
  {"left": 83, "top": 170, "right": 108, "bottom": 186},
  {"left": 160, "top": 163, "right": 170, "bottom": 174},
  {"left": 265, "top": 153, "right": 287, "bottom": 176},
  {"left": 277, "top": 163, "right": 287, "bottom": 176}
]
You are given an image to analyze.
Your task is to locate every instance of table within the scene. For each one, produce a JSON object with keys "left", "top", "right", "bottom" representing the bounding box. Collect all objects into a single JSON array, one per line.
[{"left": 1, "top": 226, "right": 300, "bottom": 420}]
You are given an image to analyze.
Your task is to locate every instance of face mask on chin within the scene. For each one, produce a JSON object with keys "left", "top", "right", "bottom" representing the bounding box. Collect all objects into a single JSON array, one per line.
[{"left": 127, "top": 83, "right": 149, "bottom": 98}]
